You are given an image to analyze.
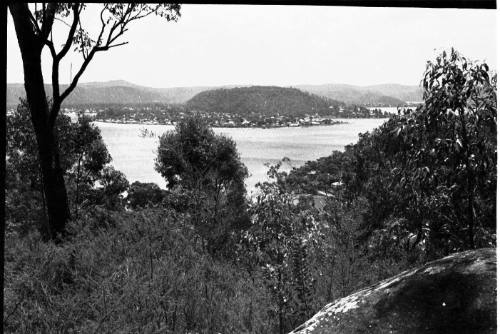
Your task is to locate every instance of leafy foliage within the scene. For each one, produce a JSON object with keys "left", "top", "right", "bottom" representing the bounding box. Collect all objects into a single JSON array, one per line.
[
  {"left": 126, "top": 181, "right": 167, "bottom": 209},
  {"left": 353, "top": 49, "right": 497, "bottom": 257},
  {"left": 244, "top": 163, "right": 321, "bottom": 333},
  {"left": 289, "top": 50, "right": 496, "bottom": 261},
  {"left": 155, "top": 116, "right": 249, "bottom": 256},
  {"left": 6, "top": 101, "right": 128, "bottom": 236}
]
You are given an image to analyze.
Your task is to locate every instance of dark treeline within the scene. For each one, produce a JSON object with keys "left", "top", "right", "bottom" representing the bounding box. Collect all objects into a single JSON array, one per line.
[{"left": 4, "top": 51, "right": 496, "bottom": 333}]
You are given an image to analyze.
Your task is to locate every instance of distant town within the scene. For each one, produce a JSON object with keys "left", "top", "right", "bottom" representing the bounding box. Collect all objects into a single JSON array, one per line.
[{"left": 43, "top": 103, "right": 395, "bottom": 128}]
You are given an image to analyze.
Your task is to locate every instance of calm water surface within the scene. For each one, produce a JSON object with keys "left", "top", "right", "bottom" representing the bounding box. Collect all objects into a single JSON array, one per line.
[{"left": 96, "top": 118, "right": 387, "bottom": 193}]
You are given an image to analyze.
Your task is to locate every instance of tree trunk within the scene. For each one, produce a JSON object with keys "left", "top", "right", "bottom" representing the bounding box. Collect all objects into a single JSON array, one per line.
[
  {"left": 10, "top": 3, "right": 71, "bottom": 239},
  {"left": 459, "top": 110, "right": 475, "bottom": 249},
  {"left": 37, "top": 128, "right": 71, "bottom": 238}
]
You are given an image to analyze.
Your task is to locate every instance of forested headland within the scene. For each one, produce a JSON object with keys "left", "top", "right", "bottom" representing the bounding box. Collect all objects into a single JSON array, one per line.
[
  {"left": 89, "top": 86, "right": 389, "bottom": 128},
  {"left": 5, "top": 47, "right": 496, "bottom": 333}
]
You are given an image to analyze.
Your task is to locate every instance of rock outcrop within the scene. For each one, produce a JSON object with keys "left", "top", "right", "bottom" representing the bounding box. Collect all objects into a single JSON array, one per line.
[{"left": 290, "top": 248, "right": 496, "bottom": 334}]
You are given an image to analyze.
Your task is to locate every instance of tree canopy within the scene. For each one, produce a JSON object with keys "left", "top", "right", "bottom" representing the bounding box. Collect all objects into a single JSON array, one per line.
[
  {"left": 155, "top": 117, "right": 249, "bottom": 255},
  {"left": 6, "top": 101, "right": 128, "bottom": 237}
]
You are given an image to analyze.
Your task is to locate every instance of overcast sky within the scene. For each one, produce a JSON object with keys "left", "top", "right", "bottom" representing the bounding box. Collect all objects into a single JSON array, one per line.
[{"left": 7, "top": 5, "right": 497, "bottom": 88}]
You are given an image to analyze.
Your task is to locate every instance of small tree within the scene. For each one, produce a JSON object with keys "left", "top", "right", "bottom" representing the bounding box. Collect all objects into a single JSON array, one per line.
[
  {"left": 419, "top": 49, "right": 496, "bottom": 249},
  {"left": 345, "top": 50, "right": 496, "bottom": 257},
  {"left": 392, "top": 49, "right": 496, "bottom": 253},
  {"left": 9, "top": 3, "right": 181, "bottom": 239},
  {"left": 155, "top": 117, "right": 249, "bottom": 255},
  {"left": 247, "top": 163, "right": 319, "bottom": 334}
]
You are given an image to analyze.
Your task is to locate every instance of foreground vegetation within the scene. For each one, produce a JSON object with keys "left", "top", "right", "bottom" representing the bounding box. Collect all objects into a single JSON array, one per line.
[{"left": 5, "top": 50, "right": 496, "bottom": 333}]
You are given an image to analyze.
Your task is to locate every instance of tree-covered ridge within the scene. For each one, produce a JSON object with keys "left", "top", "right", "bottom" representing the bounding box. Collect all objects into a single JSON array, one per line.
[
  {"left": 296, "top": 84, "right": 409, "bottom": 106},
  {"left": 7, "top": 81, "right": 421, "bottom": 108},
  {"left": 186, "top": 86, "right": 346, "bottom": 117}
]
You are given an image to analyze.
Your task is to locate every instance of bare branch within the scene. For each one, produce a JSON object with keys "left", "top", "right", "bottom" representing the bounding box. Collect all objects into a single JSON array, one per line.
[
  {"left": 98, "top": 6, "right": 106, "bottom": 43},
  {"left": 109, "top": 41, "right": 129, "bottom": 48},
  {"left": 56, "top": 3, "right": 80, "bottom": 61},
  {"left": 49, "top": 3, "right": 181, "bottom": 124},
  {"left": 54, "top": 17, "right": 71, "bottom": 28},
  {"left": 105, "top": 8, "right": 128, "bottom": 46},
  {"left": 95, "top": 5, "right": 108, "bottom": 47},
  {"left": 130, "top": 5, "right": 160, "bottom": 22},
  {"left": 96, "top": 41, "right": 129, "bottom": 51},
  {"left": 53, "top": 48, "right": 96, "bottom": 125}
]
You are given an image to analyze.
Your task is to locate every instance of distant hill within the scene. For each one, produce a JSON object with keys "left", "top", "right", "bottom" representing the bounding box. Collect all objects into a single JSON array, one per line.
[
  {"left": 364, "top": 83, "right": 424, "bottom": 102},
  {"left": 185, "top": 86, "right": 343, "bottom": 117},
  {"left": 7, "top": 80, "right": 423, "bottom": 108},
  {"left": 295, "top": 83, "right": 423, "bottom": 106},
  {"left": 6, "top": 81, "right": 218, "bottom": 107}
]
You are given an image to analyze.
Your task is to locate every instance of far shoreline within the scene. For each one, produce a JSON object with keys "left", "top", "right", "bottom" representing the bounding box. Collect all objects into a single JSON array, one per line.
[{"left": 91, "top": 119, "right": 354, "bottom": 129}]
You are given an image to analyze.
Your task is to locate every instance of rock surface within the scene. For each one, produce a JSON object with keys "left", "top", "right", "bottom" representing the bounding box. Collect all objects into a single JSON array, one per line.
[{"left": 290, "top": 248, "right": 497, "bottom": 334}]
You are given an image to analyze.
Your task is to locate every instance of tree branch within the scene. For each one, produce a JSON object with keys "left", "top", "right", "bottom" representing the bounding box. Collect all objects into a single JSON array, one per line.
[
  {"left": 94, "top": 5, "right": 109, "bottom": 49},
  {"left": 40, "top": 3, "right": 57, "bottom": 42},
  {"left": 51, "top": 4, "right": 178, "bottom": 124},
  {"left": 27, "top": 7, "right": 42, "bottom": 35},
  {"left": 54, "top": 17, "right": 71, "bottom": 28},
  {"left": 44, "top": 40, "right": 61, "bottom": 107},
  {"left": 52, "top": 48, "right": 96, "bottom": 125},
  {"left": 95, "top": 41, "right": 129, "bottom": 51},
  {"left": 56, "top": 3, "right": 80, "bottom": 61}
]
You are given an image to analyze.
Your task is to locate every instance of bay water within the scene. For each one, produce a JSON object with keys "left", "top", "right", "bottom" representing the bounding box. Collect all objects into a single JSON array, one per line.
[{"left": 96, "top": 118, "right": 387, "bottom": 194}]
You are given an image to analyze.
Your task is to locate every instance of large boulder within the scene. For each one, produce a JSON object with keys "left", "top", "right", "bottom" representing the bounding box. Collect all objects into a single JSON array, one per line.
[{"left": 291, "top": 248, "right": 496, "bottom": 334}]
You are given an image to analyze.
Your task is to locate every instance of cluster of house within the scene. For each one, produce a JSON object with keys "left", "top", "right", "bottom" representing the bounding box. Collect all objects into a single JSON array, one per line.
[
  {"left": 210, "top": 114, "right": 345, "bottom": 128},
  {"left": 87, "top": 106, "right": 350, "bottom": 128},
  {"left": 56, "top": 103, "right": 393, "bottom": 127}
]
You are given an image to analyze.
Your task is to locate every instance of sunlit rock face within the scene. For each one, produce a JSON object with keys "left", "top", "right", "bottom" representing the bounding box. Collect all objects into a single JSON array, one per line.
[{"left": 290, "top": 248, "right": 496, "bottom": 334}]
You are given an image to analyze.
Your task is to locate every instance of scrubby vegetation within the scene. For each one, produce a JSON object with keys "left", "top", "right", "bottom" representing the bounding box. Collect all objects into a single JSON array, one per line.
[{"left": 4, "top": 51, "right": 495, "bottom": 333}]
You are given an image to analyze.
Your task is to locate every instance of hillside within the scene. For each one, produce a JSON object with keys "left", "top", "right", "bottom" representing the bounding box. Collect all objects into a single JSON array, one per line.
[
  {"left": 364, "top": 83, "right": 424, "bottom": 102},
  {"left": 296, "top": 83, "right": 423, "bottom": 106},
  {"left": 185, "top": 86, "right": 343, "bottom": 117},
  {"left": 7, "top": 81, "right": 423, "bottom": 108},
  {"left": 7, "top": 83, "right": 166, "bottom": 106},
  {"left": 6, "top": 81, "right": 216, "bottom": 107}
]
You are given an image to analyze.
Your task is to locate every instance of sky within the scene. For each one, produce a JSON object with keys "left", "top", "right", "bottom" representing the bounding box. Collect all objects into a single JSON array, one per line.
[{"left": 6, "top": 4, "right": 497, "bottom": 88}]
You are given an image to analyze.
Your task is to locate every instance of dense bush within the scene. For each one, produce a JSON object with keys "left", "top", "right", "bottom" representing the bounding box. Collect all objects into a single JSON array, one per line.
[
  {"left": 4, "top": 208, "right": 274, "bottom": 333},
  {"left": 287, "top": 50, "right": 496, "bottom": 264},
  {"left": 6, "top": 101, "right": 128, "bottom": 237},
  {"left": 156, "top": 117, "right": 250, "bottom": 257}
]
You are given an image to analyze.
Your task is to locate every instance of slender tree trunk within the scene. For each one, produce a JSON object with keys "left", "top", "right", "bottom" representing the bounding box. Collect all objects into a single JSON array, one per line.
[
  {"left": 75, "top": 156, "right": 82, "bottom": 217},
  {"left": 38, "top": 165, "right": 52, "bottom": 239},
  {"left": 459, "top": 110, "right": 475, "bottom": 249},
  {"left": 10, "top": 4, "right": 71, "bottom": 239},
  {"left": 36, "top": 121, "right": 71, "bottom": 238},
  {"left": 278, "top": 268, "right": 285, "bottom": 334}
]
